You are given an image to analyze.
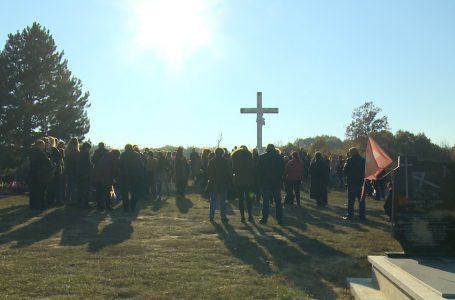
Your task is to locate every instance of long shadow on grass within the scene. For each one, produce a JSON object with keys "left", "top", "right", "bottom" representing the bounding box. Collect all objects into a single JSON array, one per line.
[
  {"left": 212, "top": 221, "right": 273, "bottom": 274},
  {"left": 0, "top": 204, "right": 42, "bottom": 234},
  {"left": 151, "top": 196, "right": 169, "bottom": 211},
  {"left": 290, "top": 203, "right": 372, "bottom": 233},
  {"left": 245, "top": 222, "right": 351, "bottom": 299},
  {"left": 271, "top": 225, "right": 365, "bottom": 299},
  {"left": 0, "top": 206, "right": 103, "bottom": 248},
  {"left": 176, "top": 196, "right": 193, "bottom": 214},
  {"left": 87, "top": 209, "right": 138, "bottom": 252}
]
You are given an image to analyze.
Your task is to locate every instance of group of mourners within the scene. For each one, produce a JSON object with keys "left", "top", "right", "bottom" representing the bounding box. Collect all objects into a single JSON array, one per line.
[{"left": 27, "top": 136, "right": 367, "bottom": 224}]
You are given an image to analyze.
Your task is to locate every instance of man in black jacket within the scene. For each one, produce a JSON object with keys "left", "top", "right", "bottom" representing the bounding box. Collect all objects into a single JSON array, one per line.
[
  {"left": 343, "top": 147, "right": 366, "bottom": 220},
  {"left": 207, "top": 148, "right": 232, "bottom": 222},
  {"left": 119, "top": 144, "right": 145, "bottom": 212},
  {"left": 29, "top": 139, "right": 53, "bottom": 210},
  {"left": 258, "top": 144, "right": 285, "bottom": 225}
]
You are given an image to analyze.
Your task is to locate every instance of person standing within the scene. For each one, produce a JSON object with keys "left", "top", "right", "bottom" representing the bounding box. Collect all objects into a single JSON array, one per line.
[
  {"left": 28, "top": 140, "right": 53, "bottom": 210},
  {"left": 309, "top": 152, "right": 330, "bottom": 207},
  {"left": 189, "top": 148, "right": 201, "bottom": 182},
  {"left": 284, "top": 151, "right": 305, "bottom": 206},
  {"left": 46, "top": 137, "right": 64, "bottom": 206},
  {"left": 174, "top": 147, "right": 189, "bottom": 197},
  {"left": 92, "top": 142, "right": 108, "bottom": 167},
  {"left": 146, "top": 151, "right": 158, "bottom": 198},
  {"left": 77, "top": 142, "right": 93, "bottom": 208},
  {"left": 258, "top": 144, "right": 285, "bottom": 225},
  {"left": 156, "top": 151, "right": 170, "bottom": 198},
  {"left": 207, "top": 148, "right": 232, "bottom": 222},
  {"left": 343, "top": 147, "right": 366, "bottom": 220},
  {"left": 252, "top": 148, "right": 261, "bottom": 203},
  {"left": 93, "top": 150, "right": 120, "bottom": 211},
  {"left": 232, "top": 146, "right": 255, "bottom": 222},
  {"left": 64, "top": 137, "right": 80, "bottom": 204},
  {"left": 119, "top": 144, "right": 144, "bottom": 212}
]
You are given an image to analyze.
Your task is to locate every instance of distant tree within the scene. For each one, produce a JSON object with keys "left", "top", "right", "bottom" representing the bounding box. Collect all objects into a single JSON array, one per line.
[
  {"left": 393, "top": 131, "right": 450, "bottom": 162},
  {"left": 281, "top": 142, "right": 298, "bottom": 155},
  {"left": 0, "top": 22, "right": 90, "bottom": 161},
  {"left": 294, "top": 135, "right": 342, "bottom": 155},
  {"left": 294, "top": 137, "right": 314, "bottom": 150},
  {"left": 345, "top": 101, "right": 389, "bottom": 144}
]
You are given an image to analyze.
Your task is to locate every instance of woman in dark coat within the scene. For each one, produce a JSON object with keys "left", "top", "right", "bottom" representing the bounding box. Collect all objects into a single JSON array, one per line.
[
  {"left": 77, "top": 142, "right": 93, "bottom": 208},
  {"left": 64, "top": 137, "right": 80, "bottom": 204},
  {"left": 232, "top": 146, "right": 255, "bottom": 222},
  {"left": 29, "top": 140, "right": 53, "bottom": 210},
  {"left": 309, "top": 151, "right": 330, "bottom": 207},
  {"left": 46, "top": 145, "right": 64, "bottom": 206},
  {"left": 174, "top": 147, "right": 189, "bottom": 197}
]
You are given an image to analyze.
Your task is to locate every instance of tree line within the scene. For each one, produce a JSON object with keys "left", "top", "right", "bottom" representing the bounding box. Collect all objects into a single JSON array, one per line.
[{"left": 1, "top": 23, "right": 454, "bottom": 171}]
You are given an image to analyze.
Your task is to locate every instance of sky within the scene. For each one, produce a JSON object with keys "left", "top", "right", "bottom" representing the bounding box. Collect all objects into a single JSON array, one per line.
[{"left": 1, "top": 0, "right": 455, "bottom": 150}]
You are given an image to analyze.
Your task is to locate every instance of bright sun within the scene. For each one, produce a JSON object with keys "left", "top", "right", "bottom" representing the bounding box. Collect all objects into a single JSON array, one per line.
[{"left": 131, "top": 0, "right": 214, "bottom": 69}]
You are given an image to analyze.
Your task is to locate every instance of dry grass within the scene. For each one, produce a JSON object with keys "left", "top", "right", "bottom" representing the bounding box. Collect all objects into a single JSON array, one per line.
[{"left": 0, "top": 186, "right": 402, "bottom": 299}]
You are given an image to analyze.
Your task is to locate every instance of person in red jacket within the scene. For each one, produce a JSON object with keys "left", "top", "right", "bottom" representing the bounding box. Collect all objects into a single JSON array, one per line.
[{"left": 284, "top": 151, "right": 305, "bottom": 206}]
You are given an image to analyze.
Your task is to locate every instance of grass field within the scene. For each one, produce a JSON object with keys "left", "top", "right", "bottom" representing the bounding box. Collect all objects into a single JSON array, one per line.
[{"left": 0, "top": 186, "right": 402, "bottom": 299}]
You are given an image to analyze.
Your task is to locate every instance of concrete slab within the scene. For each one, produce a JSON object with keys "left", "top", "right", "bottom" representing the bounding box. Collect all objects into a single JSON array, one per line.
[
  {"left": 369, "top": 256, "right": 443, "bottom": 300},
  {"left": 347, "top": 278, "right": 386, "bottom": 300},
  {"left": 388, "top": 257, "right": 455, "bottom": 298}
]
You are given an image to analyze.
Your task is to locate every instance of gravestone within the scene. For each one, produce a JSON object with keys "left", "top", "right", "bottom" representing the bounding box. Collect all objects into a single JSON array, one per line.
[{"left": 392, "top": 156, "right": 455, "bottom": 255}]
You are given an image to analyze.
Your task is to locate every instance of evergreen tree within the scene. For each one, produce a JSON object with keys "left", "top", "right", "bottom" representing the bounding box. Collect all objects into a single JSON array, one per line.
[{"left": 0, "top": 22, "right": 90, "bottom": 159}]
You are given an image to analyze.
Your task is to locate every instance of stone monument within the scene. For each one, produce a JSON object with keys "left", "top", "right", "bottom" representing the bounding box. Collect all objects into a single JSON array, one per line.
[{"left": 348, "top": 157, "right": 455, "bottom": 299}]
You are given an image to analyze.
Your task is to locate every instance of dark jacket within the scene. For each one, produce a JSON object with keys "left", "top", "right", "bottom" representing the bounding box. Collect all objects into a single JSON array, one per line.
[
  {"left": 309, "top": 159, "right": 329, "bottom": 199},
  {"left": 92, "top": 147, "right": 108, "bottom": 166},
  {"left": 207, "top": 156, "right": 232, "bottom": 192},
  {"left": 258, "top": 151, "right": 285, "bottom": 190},
  {"left": 175, "top": 157, "right": 189, "bottom": 182},
  {"left": 156, "top": 156, "right": 170, "bottom": 174},
  {"left": 343, "top": 154, "right": 365, "bottom": 187},
  {"left": 231, "top": 148, "right": 255, "bottom": 188},
  {"left": 29, "top": 147, "right": 53, "bottom": 184},
  {"left": 49, "top": 147, "right": 63, "bottom": 177},
  {"left": 65, "top": 152, "right": 79, "bottom": 181},
  {"left": 119, "top": 149, "right": 144, "bottom": 181},
  {"left": 93, "top": 153, "right": 119, "bottom": 186},
  {"left": 77, "top": 150, "right": 93, "bottom": 182}
]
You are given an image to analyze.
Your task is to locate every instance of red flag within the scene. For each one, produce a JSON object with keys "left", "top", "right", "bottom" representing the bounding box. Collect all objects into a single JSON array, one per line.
[{"left": 365, "top": 137, "right": 393, "bottom": 180}]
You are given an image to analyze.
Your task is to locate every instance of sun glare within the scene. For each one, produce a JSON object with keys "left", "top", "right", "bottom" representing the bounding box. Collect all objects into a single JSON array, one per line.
[{"left": 131, "top": 0, "right": 214, "bottom": 70}]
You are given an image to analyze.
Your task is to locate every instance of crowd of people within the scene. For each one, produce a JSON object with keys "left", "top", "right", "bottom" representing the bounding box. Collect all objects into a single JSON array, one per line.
[{"left": 27, "top": 136, "right": 370, "bottom": 224}]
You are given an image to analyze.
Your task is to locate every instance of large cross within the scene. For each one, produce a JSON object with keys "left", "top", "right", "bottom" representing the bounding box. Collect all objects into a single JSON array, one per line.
[{"left": 240, "top": 92, "right": 279, "bottom": 153}]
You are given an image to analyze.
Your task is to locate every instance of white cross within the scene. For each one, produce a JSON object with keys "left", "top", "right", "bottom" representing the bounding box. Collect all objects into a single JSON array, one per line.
[{"left": 240, "top": 92, "right": 279, "bottom": 153}]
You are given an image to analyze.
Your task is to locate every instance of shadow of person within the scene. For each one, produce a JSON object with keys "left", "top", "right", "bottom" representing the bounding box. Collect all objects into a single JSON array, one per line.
[
  {"left": 0, "top": 206, "right": 92, "bottom": 248},
  {"left": 87, "top": 208, "right": 139, "bottom": 253},
  {"left": 60, "top": 207, "right": 107, "bottom": 247},
  {"left": 271, "top": 225, "right": 361, "bottom": 299},
  {"left": 151, "top": 196, "right": 169, "bottom": 212},
  {"left": 212, "top": 221, "right": 272, "bottom": 275},
  {"left": 0, "top": 204, "right": 42, "bottom": 234},
  {"left": 176, "top": 196, "right": 193, "bottom": 214}
]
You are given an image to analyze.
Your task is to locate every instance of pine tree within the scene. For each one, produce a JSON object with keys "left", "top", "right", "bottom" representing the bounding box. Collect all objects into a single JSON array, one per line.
[{"left": 0, "top": 22, "right": 90, "bottom": 160}]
